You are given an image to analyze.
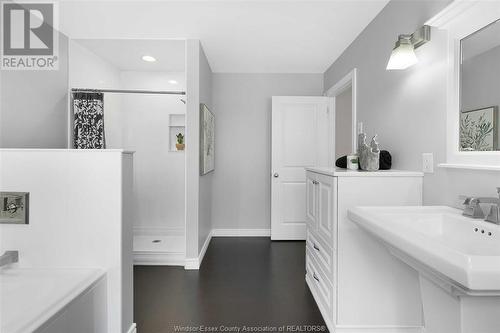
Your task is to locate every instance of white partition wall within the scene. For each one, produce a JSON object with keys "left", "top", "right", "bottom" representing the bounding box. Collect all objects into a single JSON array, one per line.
[{"left": 0, "top": 149, "right": 134, "bottom": 333}]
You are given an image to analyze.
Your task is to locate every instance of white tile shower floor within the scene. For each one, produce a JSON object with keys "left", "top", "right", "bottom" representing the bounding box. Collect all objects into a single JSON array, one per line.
[{"left": 133, "top": 235, "right": 184, "bottom": 253}]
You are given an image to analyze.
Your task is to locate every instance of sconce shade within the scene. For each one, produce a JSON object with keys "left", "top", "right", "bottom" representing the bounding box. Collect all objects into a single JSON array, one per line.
[{"left": 386, "top": 35, "right": 418, "bottom": 70}]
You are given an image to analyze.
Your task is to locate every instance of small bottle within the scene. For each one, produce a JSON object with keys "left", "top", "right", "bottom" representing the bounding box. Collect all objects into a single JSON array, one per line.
[{"left": 347, "top": 154, "right": 359, "bottom": 170}]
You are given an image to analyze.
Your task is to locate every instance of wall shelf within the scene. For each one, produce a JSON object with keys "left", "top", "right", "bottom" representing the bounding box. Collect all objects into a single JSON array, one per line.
[{"left": 169, "top": 114, "right": 185, "bottom": 152}]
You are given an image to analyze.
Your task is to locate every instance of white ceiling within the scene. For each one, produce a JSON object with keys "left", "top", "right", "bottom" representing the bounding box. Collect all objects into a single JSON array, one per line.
[
  {"left": 74, "top": 39, "right": 185, "bottom": 71},
  {"left": 59, "top": 1, "right": 390, "bottom": 73}
]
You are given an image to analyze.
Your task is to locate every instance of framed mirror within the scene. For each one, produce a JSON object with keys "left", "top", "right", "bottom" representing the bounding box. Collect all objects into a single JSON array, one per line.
[
  {"left": 460, "top": 19, "right": 500, "bottom": 152},
  {"left": 427, "top": 1, "right": 500, "bottom": 169}
]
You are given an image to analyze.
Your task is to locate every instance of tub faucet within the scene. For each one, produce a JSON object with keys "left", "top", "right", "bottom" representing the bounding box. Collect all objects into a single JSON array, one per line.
[{"left": 0, "top": 251, "right": 18, "bottom": 267}]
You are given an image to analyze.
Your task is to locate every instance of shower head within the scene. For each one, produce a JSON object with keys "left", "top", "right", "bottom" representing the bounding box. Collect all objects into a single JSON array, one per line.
[{"left": 180, "top": 99, "right": 186, "bottom": 104}]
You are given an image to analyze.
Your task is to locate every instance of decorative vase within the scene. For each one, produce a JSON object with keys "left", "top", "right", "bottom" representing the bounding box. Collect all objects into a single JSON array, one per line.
[
  {"left": 176, "top": 143, "right": 185, "bottom": 151},
  {"left": 358, "top": 133, "right": 380, "bottom": 171}
]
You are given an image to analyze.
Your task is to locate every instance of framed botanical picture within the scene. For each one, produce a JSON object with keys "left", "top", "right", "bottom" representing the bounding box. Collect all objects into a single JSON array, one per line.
[
  {"left": 200, "top": 104, "right": 215, "bottom": 175},
  {"left": 460, "top": 106, "right": 498, "bottom": 151}
]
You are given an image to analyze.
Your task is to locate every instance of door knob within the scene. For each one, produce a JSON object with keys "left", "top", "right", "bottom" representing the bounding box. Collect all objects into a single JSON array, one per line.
[{"left": 273, "top": 173, "right": 279, "bottom": 178}]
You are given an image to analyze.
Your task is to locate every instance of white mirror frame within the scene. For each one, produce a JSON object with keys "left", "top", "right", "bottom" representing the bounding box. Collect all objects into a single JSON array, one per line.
[{"left": 427, "top": 0, "right": 500, "bottom": 171}]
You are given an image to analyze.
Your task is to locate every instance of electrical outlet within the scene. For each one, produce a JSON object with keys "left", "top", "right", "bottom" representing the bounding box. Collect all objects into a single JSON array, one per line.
[{"left": 422, "top": 153, "right": 434, "bottom": 173}]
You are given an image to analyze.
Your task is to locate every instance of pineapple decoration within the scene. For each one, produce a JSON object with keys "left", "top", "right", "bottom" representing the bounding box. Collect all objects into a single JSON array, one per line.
[{"left": 175, "top": 133, "right": 185, "bottom": 151}]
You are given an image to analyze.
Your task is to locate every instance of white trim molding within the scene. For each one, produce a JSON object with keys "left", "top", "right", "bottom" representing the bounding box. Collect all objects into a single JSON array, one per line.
[
  {"left": 426, "top": 1, "right": 500, "bottom": 170},
  {"left": 185, "top": 230, "right": 213, "bottom": 270},
  {"left": 324, "top": 68, "right": 358, "bottom": 154},
  {"left": 212, "top": 228, "right": 271, "bottom": 237}
]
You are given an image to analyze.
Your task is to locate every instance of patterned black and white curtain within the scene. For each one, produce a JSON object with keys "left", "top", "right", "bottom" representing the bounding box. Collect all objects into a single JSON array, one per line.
[{"left": 73, "top": 92, "right": 105, "bottom": 149}]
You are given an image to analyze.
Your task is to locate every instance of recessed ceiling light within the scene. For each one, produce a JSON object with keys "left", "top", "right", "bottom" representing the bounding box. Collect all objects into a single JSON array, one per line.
[
  {"left": 168, "top": 80, "right": 178, "bottom": 85},
  {"left": 142, "top": 55, "right": 156, "bottom": 62}
]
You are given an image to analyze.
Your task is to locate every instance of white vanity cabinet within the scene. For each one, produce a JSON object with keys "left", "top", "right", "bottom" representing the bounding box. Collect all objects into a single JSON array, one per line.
[{"left": 305, "top": 168, "right": 424, "bottom": 333}]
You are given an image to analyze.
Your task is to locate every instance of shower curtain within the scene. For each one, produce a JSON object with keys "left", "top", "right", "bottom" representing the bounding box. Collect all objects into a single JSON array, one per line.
[{"left": 72, "top": 92, "right": 106, "bottom": 149}]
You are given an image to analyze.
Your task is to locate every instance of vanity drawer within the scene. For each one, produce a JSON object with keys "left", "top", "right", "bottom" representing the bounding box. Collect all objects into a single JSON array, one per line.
[
  {"left": 306, "top": 248, "right": 334, "bottom": 322},
  {"left": 307, "top": 231, "right": 335, "bottom": 284}
]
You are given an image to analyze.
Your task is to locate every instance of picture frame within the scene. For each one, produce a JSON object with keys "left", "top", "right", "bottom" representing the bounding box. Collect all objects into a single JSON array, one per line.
[
  {"left": 200, "top": 103, "right": 215, "bottom": 175},
  {"left": 459, "top": 106, "right": 498, "bottom": 151}
]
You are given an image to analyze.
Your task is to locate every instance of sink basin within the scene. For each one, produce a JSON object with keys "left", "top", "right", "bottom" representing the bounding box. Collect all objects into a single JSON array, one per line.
[{"left": 348, "top": 206, "right": 500, "bottom": 292}]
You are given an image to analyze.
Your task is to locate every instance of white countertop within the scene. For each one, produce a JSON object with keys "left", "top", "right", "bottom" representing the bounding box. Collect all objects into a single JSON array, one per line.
[
  {"left": 305, "top": 167, "right": 423, "bottom": 177},
  {"left": 0, "top": 267, "right": 105, "bottom": 333}
]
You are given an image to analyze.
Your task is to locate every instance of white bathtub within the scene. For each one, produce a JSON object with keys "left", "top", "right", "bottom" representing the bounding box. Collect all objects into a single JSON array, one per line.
[{"left": 0, "top": 267, "right": 106, "bottom": 333}]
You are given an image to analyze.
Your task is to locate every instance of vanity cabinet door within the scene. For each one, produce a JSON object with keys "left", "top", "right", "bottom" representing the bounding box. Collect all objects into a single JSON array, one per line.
[
  {"left": 317, "top": 173, "right": 336, "bottom": 248},
  {"left": 306, "top": 172, "right": 318, "bottom": 230}
]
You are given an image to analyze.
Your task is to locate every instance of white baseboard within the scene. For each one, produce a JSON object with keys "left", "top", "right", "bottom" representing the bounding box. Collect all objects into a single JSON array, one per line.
[
  {"left": 212, "top": 228, "right": 271, "bottom": 237},
  {"left": 134, "top": 251, "right": 185, "bottom": 266},
  {"left": 126, "top": 323, "right": 137, "bottom": 333},
  {"left": 133, "top": 226, "right": 184, "bottom": 236},
  {"left": 185, "top": 230, "right": 213, "bottom": 270}
]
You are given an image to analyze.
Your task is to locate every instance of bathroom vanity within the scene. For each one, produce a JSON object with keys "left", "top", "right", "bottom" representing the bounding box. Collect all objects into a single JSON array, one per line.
[
  {"left": 304, "top": 167, "right": 424, "bottom": 332},
  {"left": 349, "top": 206, "right": 500, "bottom": 333}
]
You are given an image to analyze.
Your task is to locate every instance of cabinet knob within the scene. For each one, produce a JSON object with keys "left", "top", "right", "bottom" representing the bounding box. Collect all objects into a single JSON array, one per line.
[{"left": 273, "top": 173, "right": 279, "bottom": 178}]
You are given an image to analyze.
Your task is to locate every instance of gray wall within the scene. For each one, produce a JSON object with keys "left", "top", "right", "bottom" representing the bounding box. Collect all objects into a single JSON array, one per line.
[
  {"left": 462, "top": 45, "right": 500, "bottom": 111},
  {"left": 211, "top": 73, "right": 324, "bottom": 229},
  {"left": 324, "top": 0, "right": 500, "bottom": 206},
  {"left": 0, "top": 33, "right": 69, "bottom": 148},
  {"left": 335, "top": 87, "right": 353, "bottom": 159},
  {"left": 198, "top": 45, "right": 213, "bottom": 251}
]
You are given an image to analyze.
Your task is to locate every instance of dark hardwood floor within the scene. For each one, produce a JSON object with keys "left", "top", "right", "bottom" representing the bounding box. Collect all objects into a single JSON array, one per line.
[{"left": 134, "top": 237, "right": 327, "bottom": 333}]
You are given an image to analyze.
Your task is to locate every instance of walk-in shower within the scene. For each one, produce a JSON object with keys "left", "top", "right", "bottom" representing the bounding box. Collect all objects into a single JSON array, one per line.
[{"left": 68, "top": 39, "right": 187, "bottom": 265}]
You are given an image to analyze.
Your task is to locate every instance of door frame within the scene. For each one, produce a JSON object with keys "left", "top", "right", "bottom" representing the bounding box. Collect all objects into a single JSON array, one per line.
[{"left": 324, "top": 68, "right": 358, "bottom": 154}]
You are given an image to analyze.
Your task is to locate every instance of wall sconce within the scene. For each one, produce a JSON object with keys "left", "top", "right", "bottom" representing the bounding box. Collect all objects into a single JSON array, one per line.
[{"left": 386, "top": 25, "right": 431, "bottom": 70}]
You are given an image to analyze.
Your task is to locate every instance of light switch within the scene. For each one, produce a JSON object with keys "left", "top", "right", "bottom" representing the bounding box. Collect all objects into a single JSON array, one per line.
[{"left": 422, "top": 153, "right": 434, "bottom": 173}]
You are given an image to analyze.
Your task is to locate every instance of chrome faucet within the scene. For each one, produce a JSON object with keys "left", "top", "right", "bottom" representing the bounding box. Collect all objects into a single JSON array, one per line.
[
  {"left": 484, "top": 188, "right": 500, "bottom": 225},
  {"left": 462, "top": 188, "right": 500, "bottom": 224},
  {"left": 462, "top": 197, "right": 484, "bottom": 218},
  {"left": 0, "top": 251, "right": 19, "bottom": 267}
]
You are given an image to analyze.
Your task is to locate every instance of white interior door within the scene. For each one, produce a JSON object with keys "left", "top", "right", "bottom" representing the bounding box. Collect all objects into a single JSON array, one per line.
[{"left": 271, "top": 96, "right": 333, "bottom": 240}]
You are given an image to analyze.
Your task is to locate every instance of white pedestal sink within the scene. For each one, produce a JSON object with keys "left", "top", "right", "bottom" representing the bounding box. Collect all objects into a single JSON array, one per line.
[{"left": 348, "top": 206, "right": 500, "bottom": 333}]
